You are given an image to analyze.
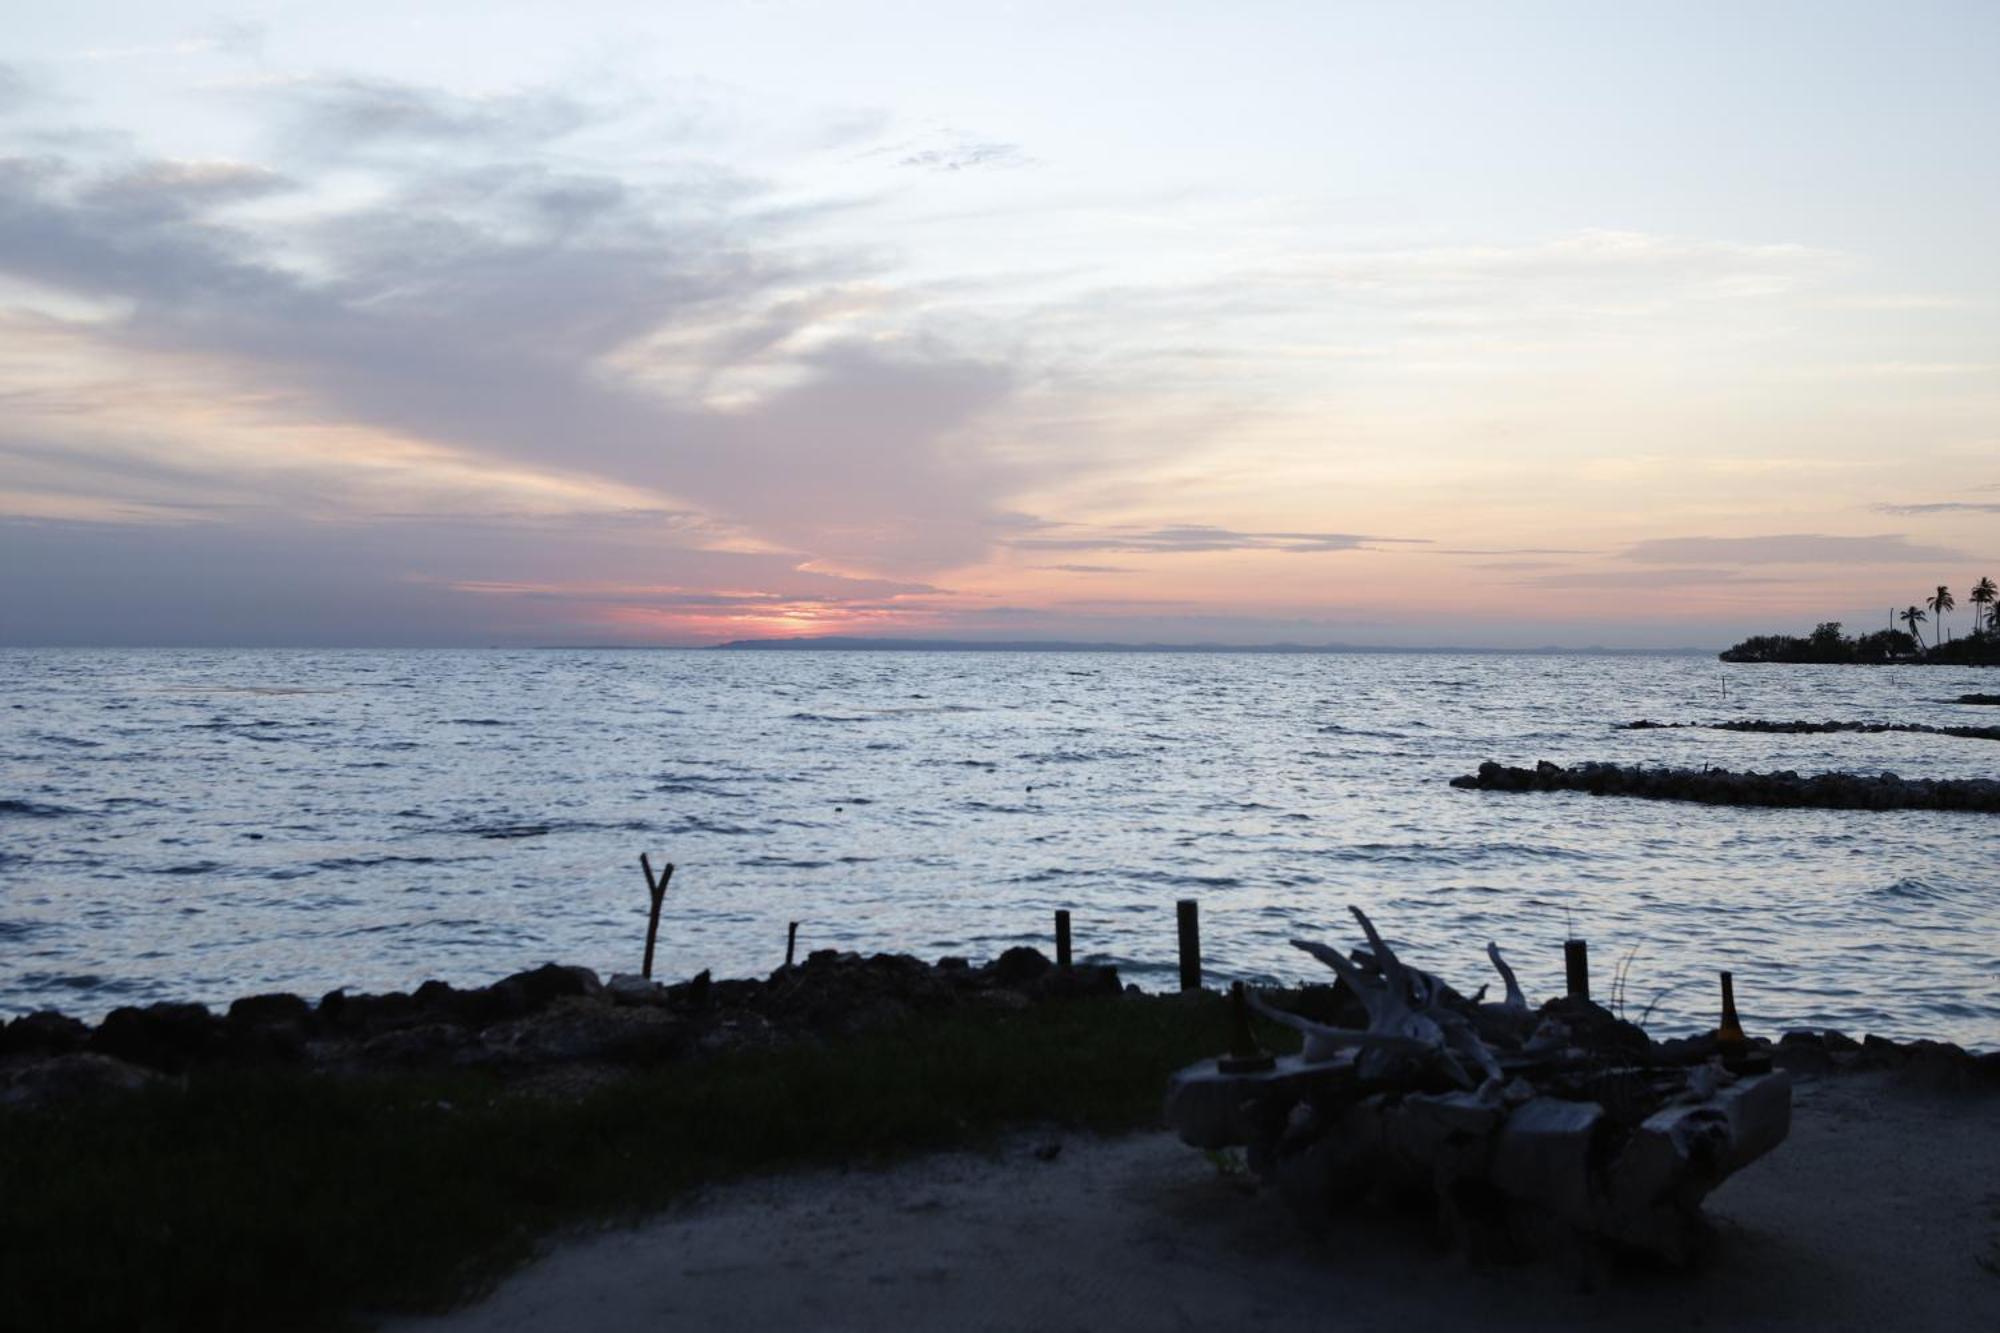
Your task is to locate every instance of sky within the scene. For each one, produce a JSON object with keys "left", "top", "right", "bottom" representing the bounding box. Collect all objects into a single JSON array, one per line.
[{"left": 1, "top": 0, "right": 1996, "bottom": 648}]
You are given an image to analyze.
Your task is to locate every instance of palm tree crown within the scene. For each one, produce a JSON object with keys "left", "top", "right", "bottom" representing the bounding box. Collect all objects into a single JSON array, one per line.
[
  {"left": 1972, "top": 576, "right": 1998, "bottom": 634},
  {"left": 1901, "top": 604, "right": 1929, "bottom": 650},
  {"left": 1927, "top": 585, "right": 1955, "bottom": 642}
]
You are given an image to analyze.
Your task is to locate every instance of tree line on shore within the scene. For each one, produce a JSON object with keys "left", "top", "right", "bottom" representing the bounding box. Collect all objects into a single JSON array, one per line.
[{"left": 1720, "top": 577, "right": 1998, "bottom": 664}]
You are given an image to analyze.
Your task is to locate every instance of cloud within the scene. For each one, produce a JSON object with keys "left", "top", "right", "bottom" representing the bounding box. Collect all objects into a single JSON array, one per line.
[
  {"left": 0, "top": 88, "right": 1031, "bottom": 576},
  {"left": 1524, "top": 568, "right": 1783, "bottom": 588},
  {"left": 277, "top": 76, "right": 596, "bottom": 155},
  {"left": 1872, "top": 502, "right": 2000, "bottom": 516},
  {"left": 0, "top": 64, "right": 33, "bottom": 117},
  {"left": 1430, "top": 546, "right": 1595, "bottom": 556},
  {"left": 897, "top": 140, "right": 1032, "bottom": 172},
  {"left": 1035, "top": 563, "right": 1134, "bottom": 574},
  {"left": 1621, "top": 534, "right": 1970, "bottom": 565},
  {"left": 0, "top": 511, "right": 949, "bottom": 645},
  {"left": 1010, "top": 523, "right": 1427, "bottom": 555}
]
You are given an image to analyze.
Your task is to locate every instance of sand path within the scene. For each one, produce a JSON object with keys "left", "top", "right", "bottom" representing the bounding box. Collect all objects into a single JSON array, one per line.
[{"left": 389, "top": 1073, "right": 1999, "bottom": 1331}]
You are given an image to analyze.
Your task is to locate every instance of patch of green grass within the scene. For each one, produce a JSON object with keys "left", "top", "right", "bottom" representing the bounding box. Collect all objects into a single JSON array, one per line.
[{"left": 0, "top": 995, "right": 1289, "bottom": 1332}]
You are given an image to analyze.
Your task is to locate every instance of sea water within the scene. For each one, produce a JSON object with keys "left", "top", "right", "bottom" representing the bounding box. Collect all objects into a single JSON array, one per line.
[{"left": 3, "top": 648, "right": 1997, "bottom": 1044}]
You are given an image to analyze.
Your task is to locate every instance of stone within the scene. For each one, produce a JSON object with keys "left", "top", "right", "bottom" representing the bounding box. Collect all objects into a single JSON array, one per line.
[
  {"left": 355, "top": 1022, "right": 478, "bottom": 1069},
  {"left": 479, "top": 997, "right": 690, "bottom": 1066},
  {"left": 226, "top": 993, "right": 312, "bottom": 1028},
  {"left": 1164, "top": 1054, "right": 1350, "bottom": 1151},
  {"left": 606, "top": 973, "right": 668, "bottom": 1006},
  {"left": 90, "top": 1002, "right": 223, "bottom": 1072},
  {"left": 1489, "top": 1097, "right": 1604, "bottom": 1225},
  {"left": 494, "top": 963, "right": 604, "bottom": 1012},
  {"left": 1, "top": 1010, "right": 90, "bottom": 1058},
  {"left": 0, "top": 1053, "right": 162, "bottom": 1108},
  {"left": 988, "top": 946, "right": 1053, "bottom": 988}
]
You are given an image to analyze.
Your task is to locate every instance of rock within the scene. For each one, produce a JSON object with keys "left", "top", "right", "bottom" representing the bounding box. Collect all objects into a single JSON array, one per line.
[
  {"left": 479, "top": 997, "right": 690, "bottom": 1066},
  {"left": 988, "top": 946, "right": 1053, "bottom": 988},
  {"left": 355, "top": 1022, "right": 479, "bottom": 1069},
  {"left": 494, "top": 963, "right": 604, "bottom": 1011},
  {"left": 606, "top": 973, "right": 668, "bottom": 1006},
  {"left": 667, "top": 969, "right": 713, "bottom": 1009},
  {"left": 1490, "top": 1097, "right": 1604, "bottom": 1226},
  {"left": 1451, "top": 759, "right": 2000, "bottom": 814},
  {"left": 1029, "top": 964, "right": 1123, "bottom": 1001},
  {"left": 1, "top": 1010, "right": 90, "bottom": 1058},
  {"left": 90, "top": 1002, "right": 223, "bottom": 1072},
  {"left": 0, "top": 1053, "right": 162, "bottom": 1108},
  {"left": 227, "top": 993, "right": 312, "bottom": 1028},
  {"left": 1164, "top": 1054, "right": 1352, "bottom": 1151}
]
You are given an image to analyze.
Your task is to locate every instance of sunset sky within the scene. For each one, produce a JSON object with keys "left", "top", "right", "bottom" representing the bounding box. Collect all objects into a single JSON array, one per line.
[{"left": 2, "top": 1, "right": 1996, "bottom": 647}]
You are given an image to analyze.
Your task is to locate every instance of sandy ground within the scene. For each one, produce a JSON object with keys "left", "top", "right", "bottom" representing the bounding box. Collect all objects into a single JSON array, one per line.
[{"left": 389, "top": 1073, "right": 1999, "bottom": 1332}]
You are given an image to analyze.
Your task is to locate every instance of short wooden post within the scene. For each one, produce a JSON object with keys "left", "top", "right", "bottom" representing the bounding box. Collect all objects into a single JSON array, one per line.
[
  {"left": 1055, "top": 909, "right": 1072, "bottom": 969},
  {"left": 785, "top": 921, "right": 799, "bottom": 969},
  {"left": 1177, "top": 899, "right": 1202, "bottom": 992},
  {"left": 1564, "top": 937, "right": 1590, "bottom": 1001},
  {"left": 639, "top": 854, "right": 674, "bottom": 980}
]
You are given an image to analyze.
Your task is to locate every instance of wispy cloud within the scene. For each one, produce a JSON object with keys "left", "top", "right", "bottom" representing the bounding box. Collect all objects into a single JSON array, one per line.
[
  {"left": 1011, "top": 523, "right": 1427, "bottom": 555},
  {"left": 1621, "top": 534, "right": 1969, "bottom": 565},
  {"left": 1871, "top": 502, "right": 2000, "bottom": 516}
]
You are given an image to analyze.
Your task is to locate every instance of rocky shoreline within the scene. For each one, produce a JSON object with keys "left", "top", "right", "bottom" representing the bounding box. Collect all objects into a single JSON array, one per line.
[
  {"left": 1452, "top": 759, "right": 2000, "bottom": 813},
  {"left": 0, "top": 948, "right": 1122, "bottom": 1108},
  {"left": 1622, "top": 718, "right": 2000, "bottom": 741},
  {"left": 6, "top": 947, "right": 1997, "bottom": 1111}
]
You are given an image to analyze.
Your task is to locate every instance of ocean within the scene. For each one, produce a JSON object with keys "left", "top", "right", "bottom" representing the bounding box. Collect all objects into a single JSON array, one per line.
[{"left": 3, "top": 647, "right": 1997, "bottom": 1044}]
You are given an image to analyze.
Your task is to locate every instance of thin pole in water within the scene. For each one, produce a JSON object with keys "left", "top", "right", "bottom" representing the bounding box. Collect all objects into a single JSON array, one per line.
[
  {"left": 1055, "top": 909, "right": 1072, "bottom": 969},
  {"left": 1564, "top": 937, "right": 1590, "bottom": 1001},
  {"left": 1177, "top": 899, "right": 1202, "bottom": 992},
  {"left": 786, "top": 920, "right": 799, "bottom": 969},
  {"left": 640, "top": 854, "right": 674, "bottom": 980}
]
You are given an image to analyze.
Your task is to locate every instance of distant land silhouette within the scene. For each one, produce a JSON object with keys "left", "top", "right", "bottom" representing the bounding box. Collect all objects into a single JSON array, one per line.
[{"left": 706, "top": 636, "right": 1712, "bottom": 656}]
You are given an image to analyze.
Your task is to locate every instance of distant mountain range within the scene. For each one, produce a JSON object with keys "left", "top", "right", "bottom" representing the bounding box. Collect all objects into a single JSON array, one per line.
[{"left": 707, "top": 636, "right": 1713, "bottom": 656}]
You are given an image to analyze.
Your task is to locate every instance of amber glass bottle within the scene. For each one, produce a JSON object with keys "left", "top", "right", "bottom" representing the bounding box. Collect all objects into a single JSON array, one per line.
[{"left": 1716, "top": 970, "right": 1746, "bottom": 1046}]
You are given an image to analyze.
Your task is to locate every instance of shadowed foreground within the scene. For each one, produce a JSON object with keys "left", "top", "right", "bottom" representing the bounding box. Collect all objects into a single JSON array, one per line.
[{"left": 393, "top": 1073, "right": 1999, "bottom": 1333}]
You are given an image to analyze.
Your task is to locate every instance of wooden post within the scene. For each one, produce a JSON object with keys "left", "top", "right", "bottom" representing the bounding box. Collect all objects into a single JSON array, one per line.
[
  {"left": 640, "top": 854, "right": 674, "bottom": 980},
  {"left": 785, "top": 920, "right": 799, "bottom": 969},
  {"left": 1055, "top": 909, "right": 1072, "bottom": 969},
  {"left": 1564, "top": 937, "right": 1590, "bottom": 1001},
  {"left": 1177, "top": 899, "right": 1202, "bottom": 992}
]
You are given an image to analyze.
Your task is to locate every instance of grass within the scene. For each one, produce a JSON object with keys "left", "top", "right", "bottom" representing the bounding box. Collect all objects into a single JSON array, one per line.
[{"left": 0, "top": 994, "right": 1286, "bottom": 1332}]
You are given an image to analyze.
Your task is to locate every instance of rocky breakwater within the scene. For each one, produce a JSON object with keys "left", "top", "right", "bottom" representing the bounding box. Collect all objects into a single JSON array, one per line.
[
  {"left": 1622, "top": 718, "right": 2000, "bottom": 741},
  {"left": 1451, "top": 760, "right": 2000, "bottom": 813},
  {"left": 1960, "top": 693, "right": 2000, "bottom": 705},
  {"left": 0, "top": 948, "right": 1123, "bottom": 1109}
]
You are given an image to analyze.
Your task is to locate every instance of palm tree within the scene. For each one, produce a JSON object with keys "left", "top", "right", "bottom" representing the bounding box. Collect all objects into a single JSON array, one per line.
[
  {"left": 1972, "top": 577, "right": 1998, "bottom": 635},
  {"left": 1901, "top": 605, "right": 1928, "bottom": 653},
  {"left": 1928, "top": 585, "right": 1955, "bottom": 644}
]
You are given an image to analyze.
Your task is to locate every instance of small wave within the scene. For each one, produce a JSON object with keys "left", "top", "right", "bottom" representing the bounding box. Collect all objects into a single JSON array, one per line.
[
  {"left": 158, "top": 861, "right": 226, "bottom": 876},
  {"left": 0, "top": 799, "right": 78, "bottom": 819},
  {"left": 313, "top": 854, "right": 447, "bottom": 871},
  {"left": 32, "top": 733, "right": 102, "bottom": 749},
  {"left": 447, "top": 718, "right": 511, "bottom": 726},
  {"left": 1869, "top": 877, "right": 1958, "bottom": 903},
  {"left": 788, "top": 711, "right": 871, "bottom": 723}
]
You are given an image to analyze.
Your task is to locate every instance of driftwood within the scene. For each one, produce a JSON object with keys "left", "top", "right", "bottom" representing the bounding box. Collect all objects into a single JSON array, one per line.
[{"left": 1165, "top": 908, "right": 1791, "bottom": 1263}]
